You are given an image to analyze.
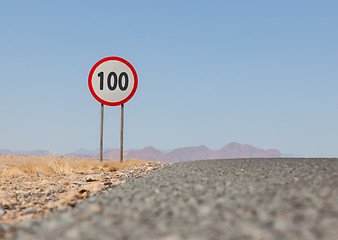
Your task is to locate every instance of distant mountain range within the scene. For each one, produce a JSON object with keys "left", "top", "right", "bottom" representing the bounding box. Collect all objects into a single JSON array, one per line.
[
  {"left": 0, "top": 149, "right": 52, "bottom": 157},
  {"left": 0, "top": 142, "right": 281, "bottom": 163}
]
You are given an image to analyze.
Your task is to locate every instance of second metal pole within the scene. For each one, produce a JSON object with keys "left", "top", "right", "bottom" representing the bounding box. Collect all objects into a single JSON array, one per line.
[
  {"left": 120, "top": 104, "right": 124, "bottom": 163},
  {"left": 100, "top": 103, "right": 104, "bottom": 162}
]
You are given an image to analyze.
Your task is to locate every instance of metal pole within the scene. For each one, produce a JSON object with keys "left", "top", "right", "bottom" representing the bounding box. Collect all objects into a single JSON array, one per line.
[
  {"left": 100, "top": 103, "right": 104, "bottom": 162},
  {"left": 120, "top": 104, "right": 124, "bottom": 163}
]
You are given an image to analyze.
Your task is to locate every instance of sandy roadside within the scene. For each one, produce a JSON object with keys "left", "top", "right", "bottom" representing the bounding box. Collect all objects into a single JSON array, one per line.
[{"left": 0, "top": 155, "right": 168, "bottom": 228}]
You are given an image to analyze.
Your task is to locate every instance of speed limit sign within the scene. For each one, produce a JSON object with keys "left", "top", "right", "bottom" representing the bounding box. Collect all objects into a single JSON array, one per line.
[
  {"left": 88, "top": 56, "right": 138, "bottom": 163},
  {"left": 88, "top": 56, "right": 138, "bottom": 106}
]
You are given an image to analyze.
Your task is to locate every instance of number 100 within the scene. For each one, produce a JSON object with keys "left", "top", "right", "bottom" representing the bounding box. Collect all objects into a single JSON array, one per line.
[{"left": 98, "top": 71, "right": 129, "bottom": 91}]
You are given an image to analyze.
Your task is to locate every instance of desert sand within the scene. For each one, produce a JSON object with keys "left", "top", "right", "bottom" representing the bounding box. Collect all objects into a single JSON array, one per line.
[{"left": 0, "top": 155, "right": 167, "bottom": 227}]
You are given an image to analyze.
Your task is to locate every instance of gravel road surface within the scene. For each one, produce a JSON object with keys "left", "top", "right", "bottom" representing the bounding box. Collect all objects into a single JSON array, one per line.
[{"left": 4, "top": 158, "right": 338, "bottom": 240}]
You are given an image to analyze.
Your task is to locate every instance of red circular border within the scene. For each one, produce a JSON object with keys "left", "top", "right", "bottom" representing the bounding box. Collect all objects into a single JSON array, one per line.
[{"left": 88, "top": 56, "right": 138, "bottom": 106}]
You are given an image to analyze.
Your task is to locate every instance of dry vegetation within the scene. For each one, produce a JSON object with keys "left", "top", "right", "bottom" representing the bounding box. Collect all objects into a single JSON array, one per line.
[
  {"left": 0, "top": 155, "right": 152, "bottom": 177},
  {"left": 0, "top": 155, "right": 167, "bottom": 231}
]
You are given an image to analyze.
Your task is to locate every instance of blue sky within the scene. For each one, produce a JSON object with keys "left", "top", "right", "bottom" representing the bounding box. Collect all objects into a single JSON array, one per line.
[{"left": 0, "top": 1, "right": 337, "bottom": 157}]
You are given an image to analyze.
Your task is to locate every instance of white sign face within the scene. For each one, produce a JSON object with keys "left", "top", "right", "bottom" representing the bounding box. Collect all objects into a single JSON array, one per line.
[{"left": 88, "top": 57, "right": 138, "bottom": 106}]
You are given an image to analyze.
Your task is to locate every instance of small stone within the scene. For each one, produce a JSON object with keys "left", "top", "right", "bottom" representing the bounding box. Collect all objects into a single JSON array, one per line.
[
  {"left": 78, "top": 213, "right": 87, "bottom": 220},
  {"left": 0, "top": 223, "right": 11, "bottom": 233},
  {"left": 199, "top": 205, "right": 212, "bottom": 216},
  {"left": 49, "top": 195, "right": 58, "bottom": 201},
  {"left": 4, "top": 194, "right": 14, "bottom": 199},
  {"left": 81, "top": 182, "right": 104, "bottom": 193},
  {"left": 23, "top": 207, "right": 38, "bottom": 215},
  {"left": 90, "top": 204, "right": 102, "bottom": 213},
  {"left": 194, "top": 184, "right": 204, "bottom": 191},
  {"left": 64, "top": 228, "right": 81, "bottom": 239},
  {"left": 36, "top": 171, "right": 45, "bottom": 178},
  {"left": 0, "top": 208, "right": 5, "bottom": 216},
  {"left": 76, "top": 182, "right": 87, "bottom": 186},
  {"left": 86, "top": 176, "right": 97, "bottom": 182},
  {"left": 62, "top": 190, "right": 84, "bottom": 203}
]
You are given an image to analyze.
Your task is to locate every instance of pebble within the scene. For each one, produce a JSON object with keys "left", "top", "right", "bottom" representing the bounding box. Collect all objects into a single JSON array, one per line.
[
  {"left": 89, "top": 204, "right": 102, "bottom": 213},
  {"left": 64, "top": 228, "right": 81, "bottom": 239},
  {"left": 23, "top": 207, "right": 38, "bottom": 215},
  {"left": 36, "top": 171, "right": 45, "bottom": 178},
  {"left": 0, "top": 208, "right": 6, "bottom": 216},
  {"left": 76, "top": 182, "right": 87, "bottom": 186}
]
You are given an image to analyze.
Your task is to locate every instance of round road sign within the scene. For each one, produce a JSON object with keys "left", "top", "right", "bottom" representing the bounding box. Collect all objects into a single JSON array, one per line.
[{"left": 88, "top": 57, "right": 138, "bottom": 106}]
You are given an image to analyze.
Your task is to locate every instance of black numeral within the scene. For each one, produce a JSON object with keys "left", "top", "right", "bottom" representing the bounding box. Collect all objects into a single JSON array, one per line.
[
  {"left": 107, "top": 72, "right": 118, "bottom": 90},
  {"left": 118, "top": 72, "right": 129, "bottom": 91},
  {"left": 98, "top": 72, "right": 129, "bottom": 91},
  {"left": 98, "top": 72, "right": 104, "bottom": 90}
]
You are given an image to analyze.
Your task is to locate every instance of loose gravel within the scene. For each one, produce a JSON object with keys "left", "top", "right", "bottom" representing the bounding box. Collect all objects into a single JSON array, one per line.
[
  {"left": 4, "top": 158, "right": 338, "bottom": 240},
  {"left": 0, "top": 161, "right": 167, "bottom": 226}
]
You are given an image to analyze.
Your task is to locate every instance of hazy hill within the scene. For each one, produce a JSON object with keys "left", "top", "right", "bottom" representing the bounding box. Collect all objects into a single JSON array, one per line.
[
  {"left": 124, "top": 146, "right": 164, "bottom": 161},
  {"left": 67, "top": 142, "right": 281, "bottom": 162},
  {"left": 216, "top": 142, "right": 281, "bottom": 159},
  {"left": 160, "top": 145, "right": 217, "bottom": 163},
  {"left": 0, "top": 149, "right": 52, "bottom": 156},
  {"left": 1, "top": 142, "right": 281, "bottom": 162}
]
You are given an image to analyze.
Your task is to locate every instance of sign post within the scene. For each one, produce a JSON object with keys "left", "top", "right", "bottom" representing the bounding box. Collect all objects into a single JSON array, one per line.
[
  {"left": 88, "top": 56, "right": 138, "bottom": 162},
  {"left": 120, "top": 104, "right": 124, "bottom": 163},
  {"left": 100, "top": 103, "right": 104, "bottom": 162}
]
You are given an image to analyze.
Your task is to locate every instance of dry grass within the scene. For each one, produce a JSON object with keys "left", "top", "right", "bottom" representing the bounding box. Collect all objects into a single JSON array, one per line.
[
  {"left": 0, "top": 155, "right": 152, "bottom": 178},
  {"left": 0, "top": 155, "right": 166, "bottom": 230}
]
